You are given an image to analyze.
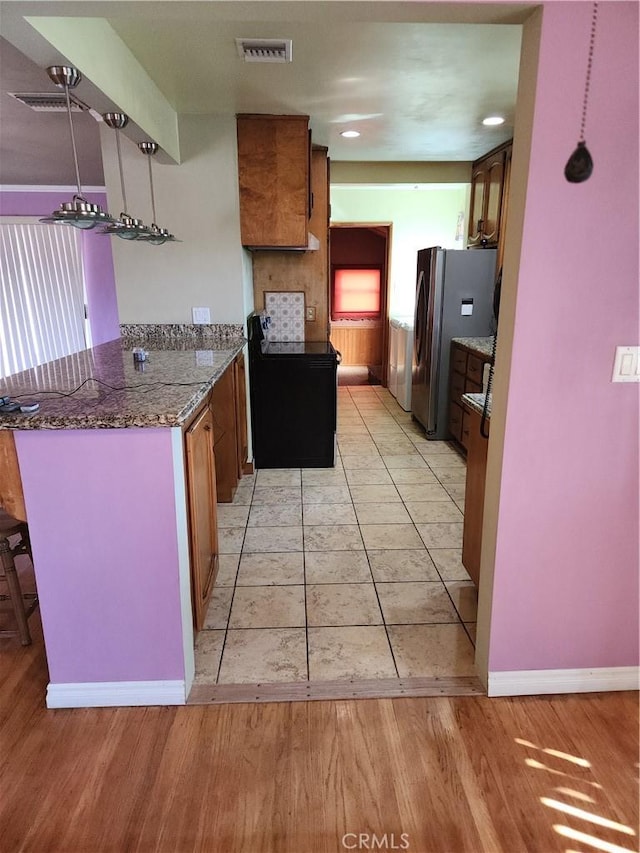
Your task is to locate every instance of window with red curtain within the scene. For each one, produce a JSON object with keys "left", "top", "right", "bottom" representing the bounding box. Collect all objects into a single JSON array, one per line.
[{"left": 331, "top": 266, "right": 381, "bottom": 321}]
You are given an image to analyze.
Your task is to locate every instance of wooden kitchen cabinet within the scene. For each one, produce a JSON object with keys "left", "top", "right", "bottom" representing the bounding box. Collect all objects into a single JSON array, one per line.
[
  {"left": 468, "top": 141, "right": 512, "bottom": 251},
  {"left": 462, "top": 406, "right": 489, "bottom": 587},
  {"left": 185, "top": 403, "right": 219, "bottom": 632},
  {"left": 234, "top": 352, "right": 249, "bottom": 477},
  {"left": 237, "top": 114, "right": 311, "bottom": 249},
  {"left": 448, "top": 342, "right": 492, "bottom": 452},
  {"left": 211, "top": 358, "right": 246, "bottom": 503}
]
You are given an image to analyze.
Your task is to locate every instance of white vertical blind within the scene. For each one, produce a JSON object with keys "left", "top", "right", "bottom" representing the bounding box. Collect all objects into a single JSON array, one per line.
[{"left": 0, "top": 221, "right": 88, "bottom": 378}]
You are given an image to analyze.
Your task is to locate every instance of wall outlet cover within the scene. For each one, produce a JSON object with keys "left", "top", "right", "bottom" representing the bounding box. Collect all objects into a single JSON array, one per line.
[
  {"left": 192, "top": 307, "right": 211, "bottom": 324},
  {"left": 612, "top": 345, "right": 640, "bottom": 382}
]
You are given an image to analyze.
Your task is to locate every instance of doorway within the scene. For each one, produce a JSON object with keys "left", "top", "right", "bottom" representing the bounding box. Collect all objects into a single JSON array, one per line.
[{"left": 329, "top": 224, "right": 391, "bottom": 387}]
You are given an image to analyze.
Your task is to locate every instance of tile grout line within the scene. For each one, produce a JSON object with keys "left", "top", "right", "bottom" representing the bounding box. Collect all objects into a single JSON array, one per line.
[
  {"left": 214, "top": 472, "right": 256, "bottom": 685},
  {"left": 360, "top": 391, "right": 401, "bottom": 678}
]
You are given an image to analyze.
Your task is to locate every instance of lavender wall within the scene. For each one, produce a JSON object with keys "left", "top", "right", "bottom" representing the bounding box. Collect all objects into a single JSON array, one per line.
[
  {"left": 15, "top": 427, "right": 186, "bottom": 684},
  {"left": 0, "top": 190, "right": 120, "bottom": 345},
  {"left": 489, "top": 2, "right": 639, "bottom": 671}
]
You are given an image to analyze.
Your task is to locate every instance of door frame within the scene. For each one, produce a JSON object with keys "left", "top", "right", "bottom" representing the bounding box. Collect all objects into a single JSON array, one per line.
[{"left": 329, "top": 222, "right": 393, "bottom": 386}]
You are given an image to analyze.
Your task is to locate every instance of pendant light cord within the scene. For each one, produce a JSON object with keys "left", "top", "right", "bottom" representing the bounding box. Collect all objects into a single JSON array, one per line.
[
  {"left": 147, "top": 154, "right": 157, "bottom": 224},
  {"left": 579, "top": 2, "right": 598, "bottom": 143},
  {"left": 64, "top": 83, "right": 83, "bottom": 199},
  {"left": 115, "top": 130, "right": 128, "bottom": 214}
]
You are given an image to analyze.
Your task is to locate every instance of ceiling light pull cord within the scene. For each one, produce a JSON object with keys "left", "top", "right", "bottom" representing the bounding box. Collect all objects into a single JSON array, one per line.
[
  {"left": 63, "top": 80, "right": 84, "bottom": 201},
  {"left": 564, "top": 1, "right": 598, "bottom": 183},
  {"left": 579, "top": 1, "right": 598, "bottom": 144}
]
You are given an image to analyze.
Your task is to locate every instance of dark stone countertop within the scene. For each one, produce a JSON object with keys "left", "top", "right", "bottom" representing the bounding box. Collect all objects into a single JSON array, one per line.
[{"left": 0, "top": 336, "right": 246, "bottom": 430}]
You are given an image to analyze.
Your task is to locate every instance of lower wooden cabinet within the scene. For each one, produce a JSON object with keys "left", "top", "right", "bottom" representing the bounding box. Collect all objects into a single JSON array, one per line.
[
  {"left": 462, "top": 407, "right": 489, "bottom": 587},
  {"left": 184, "top": 352, "right": 248, "bottom": 632},
  {"left": 449, "top": 342, "right": 491, "bottom": 451},
  {"left": 234, "top": 352, "right": 249, "bottom": 477},
  {"left": 211, "top": 362, "right": 239, "bottom": 503},
  {"left": 185, "top": 403, "right": 219, "bottom": 631}
]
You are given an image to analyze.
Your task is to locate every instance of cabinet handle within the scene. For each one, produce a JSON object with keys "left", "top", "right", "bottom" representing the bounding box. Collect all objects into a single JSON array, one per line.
[
  {"left": 204, "top": 423, "right": 211, "bottom": 432},
  {"left": 477, "top": 219, "right": 484, "bottom": 233}
]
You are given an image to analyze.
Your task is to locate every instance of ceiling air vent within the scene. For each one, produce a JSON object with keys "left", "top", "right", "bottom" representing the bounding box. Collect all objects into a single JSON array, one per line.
[
  {"left": 7, "top": 91, "right": 89, "bottom": 112},
  {"left": 235, "top": 38, "right": 292, "bottom": 63}
]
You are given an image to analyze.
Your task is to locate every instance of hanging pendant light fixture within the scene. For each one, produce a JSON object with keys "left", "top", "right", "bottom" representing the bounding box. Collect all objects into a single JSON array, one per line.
[
  {"left": 40, "top": 66, "right": 115, "bottom": 229},
  {"left": 100, "top": 112, "right": 151, "bottom": 240},
  {"left": 136, "top": 141, "right": 179, "bottom": 244}
]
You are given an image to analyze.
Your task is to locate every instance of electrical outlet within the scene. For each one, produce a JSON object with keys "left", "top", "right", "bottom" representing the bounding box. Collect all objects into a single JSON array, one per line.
[
  {"left": 305, "top": 305, "right": 316, "bottom": 322},
  {"left": 192, "top": 307, "right": 211, "bottom": 324}
]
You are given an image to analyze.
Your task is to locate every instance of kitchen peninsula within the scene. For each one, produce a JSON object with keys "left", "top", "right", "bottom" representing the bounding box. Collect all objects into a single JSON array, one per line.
[{"left": 0, "top": 327, "right": 246, "bottom": 708}]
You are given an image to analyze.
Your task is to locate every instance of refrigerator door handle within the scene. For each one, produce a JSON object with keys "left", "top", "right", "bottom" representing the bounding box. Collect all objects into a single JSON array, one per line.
[
  {"left": 425, "top": 252, "right": 443, "bottom": 434},
  {"left": 414, "top": 270, "right": 427, "bottom": 364}
]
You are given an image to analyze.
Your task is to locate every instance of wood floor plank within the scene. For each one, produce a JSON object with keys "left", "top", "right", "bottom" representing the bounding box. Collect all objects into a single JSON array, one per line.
[{"left": 1, "top": 623, "right": 637, "bottom": 853}]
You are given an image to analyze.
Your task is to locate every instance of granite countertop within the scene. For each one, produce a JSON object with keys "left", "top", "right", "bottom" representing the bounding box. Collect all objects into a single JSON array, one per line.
[
  {"left": 462, "top": 392, "right": 492, "bottom": 418},
  {"left": 0, "top": 337, "right": 246, "bottom": 430},
  {"left": 451, "top": 336, "right": 494, "bottom": 360}
]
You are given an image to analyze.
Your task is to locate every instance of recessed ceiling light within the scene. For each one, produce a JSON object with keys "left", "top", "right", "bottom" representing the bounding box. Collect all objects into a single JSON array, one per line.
[
  {"left": 482, "top": 116, "right": 505, "bottom": 126},
  {"left": 340, "top": 130, "right": 360, "bottom": 138}
]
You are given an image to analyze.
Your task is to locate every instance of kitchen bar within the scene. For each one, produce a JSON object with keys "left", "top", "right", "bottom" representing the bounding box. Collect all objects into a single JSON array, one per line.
[{"left": 0, "top": 329, "right": 246, "bottom": 707}]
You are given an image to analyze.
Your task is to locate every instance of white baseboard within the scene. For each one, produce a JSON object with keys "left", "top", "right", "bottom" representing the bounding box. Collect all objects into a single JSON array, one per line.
[
  {"left": 46, "top": 680, "right": 187, "bottom": 708},
  {"left": 488, "top": 666, "right": 639, "bottom": 697}
]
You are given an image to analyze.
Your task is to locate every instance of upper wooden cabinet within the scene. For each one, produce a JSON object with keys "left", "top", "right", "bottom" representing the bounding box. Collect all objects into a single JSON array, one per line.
[
  {"left": 468, "top": 141, "right": 512, "bottom": 252},
  {"left": 237, "top": 114, "right": 311, "bottom": 249}
]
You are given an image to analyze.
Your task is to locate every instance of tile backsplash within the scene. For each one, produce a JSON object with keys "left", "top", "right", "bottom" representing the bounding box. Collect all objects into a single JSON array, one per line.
[{"left": 264, "top": 291, "right": 305, "bottom": 342}]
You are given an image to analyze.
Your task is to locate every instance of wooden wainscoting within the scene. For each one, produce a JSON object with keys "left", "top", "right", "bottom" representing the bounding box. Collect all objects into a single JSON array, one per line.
[{"left": 330, "top": 323, "right": 383, "bottom": 366}]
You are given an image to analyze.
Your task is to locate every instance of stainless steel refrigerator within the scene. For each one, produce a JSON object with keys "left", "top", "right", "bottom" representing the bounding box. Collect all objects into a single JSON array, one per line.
[{"left": 411, "top": 247, "right": 497, "bottom": 439}]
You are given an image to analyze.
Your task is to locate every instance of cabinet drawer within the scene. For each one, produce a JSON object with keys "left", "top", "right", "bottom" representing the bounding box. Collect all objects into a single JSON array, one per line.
[
  {"left": 464, "top": 378, "right": 483, "bottom": 395},
  {"left": 451, "top": 347, "right": 467, "bottom": 375},
  {"left": 451, "top": 371, "right": 466, "bottom": 402},
  {"left": 467, "top": 354, "right": 485, "bottom": 384},
  {"left": 449, "top": 402, "right": 464, "bottom": 442},
  {"left": 461, "top": 409, "right": 472, "bottom": 450}
]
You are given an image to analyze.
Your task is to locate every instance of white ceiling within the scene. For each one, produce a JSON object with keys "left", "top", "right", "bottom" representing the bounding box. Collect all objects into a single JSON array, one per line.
[{"left": 0, "top": 1, "right": 526, "bottom": 186}]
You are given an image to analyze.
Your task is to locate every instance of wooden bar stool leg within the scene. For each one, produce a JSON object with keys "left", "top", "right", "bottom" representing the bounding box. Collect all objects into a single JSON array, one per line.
[{"left": 0, "top": 538, "right": 32, "bottom": 646}]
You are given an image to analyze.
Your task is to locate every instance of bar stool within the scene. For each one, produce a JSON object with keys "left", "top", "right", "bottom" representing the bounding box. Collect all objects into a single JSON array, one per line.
[{"left": 0, "top": 510, "right": 39, "bottom": 645}]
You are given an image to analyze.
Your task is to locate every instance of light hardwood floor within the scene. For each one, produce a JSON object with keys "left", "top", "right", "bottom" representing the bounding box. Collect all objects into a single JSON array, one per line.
[{"left": 1, "top": 616, "right": 638, "bottom": 853}]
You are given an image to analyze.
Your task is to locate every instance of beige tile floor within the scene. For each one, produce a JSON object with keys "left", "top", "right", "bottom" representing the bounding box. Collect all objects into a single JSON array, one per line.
[{"left": 194, "top": 384, "right": 478, "bottom": 686}]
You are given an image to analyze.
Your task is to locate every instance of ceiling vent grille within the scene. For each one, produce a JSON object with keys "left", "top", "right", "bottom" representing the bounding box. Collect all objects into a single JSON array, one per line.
[
  {"left": 8, "top": 91, "right": 89, "bottom": 112},
  {"left": 235, "top": 38, "right": 292, "bottom": 63}
]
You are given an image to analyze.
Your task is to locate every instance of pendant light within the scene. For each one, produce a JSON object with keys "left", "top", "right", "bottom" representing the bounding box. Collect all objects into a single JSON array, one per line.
[
  {"left": 136, "top": 141, "right": 179, "bottom": 244},
  {"left": 100, "top": 112, "right": 151, "bottom": 240},
  {"left": 40, "top": 66, "right": 115, "bottom": 229}
]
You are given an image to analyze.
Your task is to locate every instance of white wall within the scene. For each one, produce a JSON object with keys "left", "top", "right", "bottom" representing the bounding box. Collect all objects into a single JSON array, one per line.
[
  {"left": 330, "top": 184, "right": 469, "bottom": 318},
  {"left": 101, "top": 114, "right": 249, "bottom": 325}
]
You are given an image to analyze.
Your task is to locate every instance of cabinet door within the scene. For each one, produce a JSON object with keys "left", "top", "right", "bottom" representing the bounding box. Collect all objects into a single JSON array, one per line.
[
  {"left": 467, "top": 164, "right": 487, "bottom": 246},
  {"left": 482, "top": 152, "right": 506, "bottom": 245},
  {"left": 234, "top": 353, "right": 248, "bottom": 478},
  {"left": 462, "top": 408, "right": 489, "bottom": 586},
  {"left": 185, "top": 405, "right": 218, "bottom": 631},
  {"left": 237, "top": 115, "right": 310, "bottom": 248},
  {"left": 211, "top": 364, "right": 239, "bottom": 503}
]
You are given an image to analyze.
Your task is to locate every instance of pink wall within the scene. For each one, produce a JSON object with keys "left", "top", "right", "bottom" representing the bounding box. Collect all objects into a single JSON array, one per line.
[
  {"left": 15, "top": 428, "right": 186, "bottom": 683},
  {"left": 489, "top": 2, "right": 639, "bottom": 671},
  {"left": 0, "top": 190, "right": 120, "bottom": 345}
]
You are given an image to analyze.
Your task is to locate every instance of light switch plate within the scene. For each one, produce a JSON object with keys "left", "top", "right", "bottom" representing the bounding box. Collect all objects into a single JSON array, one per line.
[
  {"left": 305, "top": 305, "right": 316, "bottom": 321},
  {"left": 192, "top": 307, "right": 211, "bottom": 324},
  {"left": 612, "top": 346, "right": 640, "bottom": 382}
]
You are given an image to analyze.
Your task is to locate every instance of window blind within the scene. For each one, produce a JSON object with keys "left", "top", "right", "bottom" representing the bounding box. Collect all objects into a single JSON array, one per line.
[{"left": 0, "top": 221, "right": 88, "bottom": 379}]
